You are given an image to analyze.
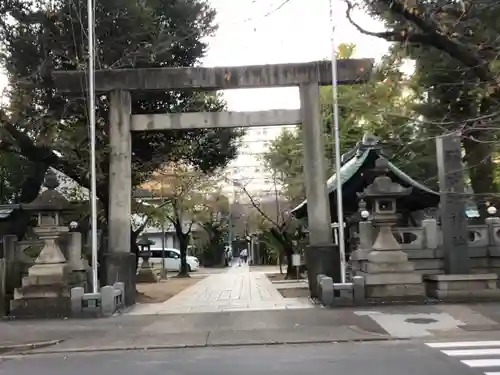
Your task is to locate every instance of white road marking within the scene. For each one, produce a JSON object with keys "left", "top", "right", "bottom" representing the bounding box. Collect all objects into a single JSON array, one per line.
[
  {"left": 426, "top": 341, "right": 500, "bottom": 348},
  {"left": 426, "top": 341, "right": 500, "bottom": 375},
  {"left": 461, "top": 359, "right": 500, "bottom": 368},
  {"left": 442, "top": 349, "right": 500, "bottom": 357}
]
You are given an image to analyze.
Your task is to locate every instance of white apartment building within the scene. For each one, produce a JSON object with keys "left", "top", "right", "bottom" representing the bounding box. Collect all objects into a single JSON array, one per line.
[{"left": 221, "top": 125, "right": 296, "bottom": 202}]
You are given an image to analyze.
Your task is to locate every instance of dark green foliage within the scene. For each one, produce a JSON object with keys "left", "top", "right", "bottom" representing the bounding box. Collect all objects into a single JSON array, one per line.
[{"left": 0, "top": 0, "right": 242, "bottom": 206}]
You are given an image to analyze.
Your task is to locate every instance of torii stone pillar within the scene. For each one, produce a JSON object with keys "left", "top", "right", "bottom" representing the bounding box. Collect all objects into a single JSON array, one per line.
[
  {"left": 300, "top": 83, "right": 337, "bottom": 296},
  {"left": 104, "top": 90, "right": 136, "bottom": 306}
]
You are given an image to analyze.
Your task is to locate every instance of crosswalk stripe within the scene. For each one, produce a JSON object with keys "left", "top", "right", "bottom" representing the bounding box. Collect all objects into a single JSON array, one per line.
[
  {"left": 461, "top": 359, "right": 500, "bottom": 368},
  {"left": 427, "top": 340, "right": 500, "bottom": 375},
  {"left": 443, "top": 349, "right": 500, "bottom": 356},
  {"left": 426, "top": 341, "right": 500, "bottom": 349}
]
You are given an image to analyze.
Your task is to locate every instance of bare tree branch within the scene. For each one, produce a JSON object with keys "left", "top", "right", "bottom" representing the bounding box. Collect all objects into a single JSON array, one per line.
[
  {"left": 344, "top": 0, "right": 494, "bottom": 84},
  {"left": 237, "top": 183, "right": 283, "bottom": 228}
]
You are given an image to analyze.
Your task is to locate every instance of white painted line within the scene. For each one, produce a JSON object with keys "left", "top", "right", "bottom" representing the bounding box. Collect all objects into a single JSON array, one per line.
[
  {"left": 485, "top": 372, "right": 500, "bottom": 375},
  {"left": 443, "top": 349, "right": 500, "bottom": 356},
  {"left": 426, "top": 341, "right": 500, "bottom": 348},
  {"left": 461, "top": 359, "right": 500, "bottom": 368}
]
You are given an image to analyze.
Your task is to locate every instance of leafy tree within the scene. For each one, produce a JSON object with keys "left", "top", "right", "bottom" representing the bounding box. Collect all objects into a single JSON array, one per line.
[
  {"left": 344, "top": 0, "right": 500, "bottom": 215},
  {"left": 196, "top": 192, "right": 231, "bottom": 266},
  {"left": 144, "top": 163, "right": 222, "bottom": 276},
  {"left": 0, "top": 154, "right": 33, "bottom": 204},
  {"left": 262, "top": 43, "right": 433, "bottom": 204},
  {"left": 0, "top": 0, "right": 242, "bottom": 262},
  {"left": 234, "top": 177, "right": 304, "bottom": 278}
]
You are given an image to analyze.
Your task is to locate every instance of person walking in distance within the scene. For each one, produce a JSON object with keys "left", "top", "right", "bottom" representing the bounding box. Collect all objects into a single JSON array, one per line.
[{"left": 240, "top": 248, "right": 248, "bottom": 264}]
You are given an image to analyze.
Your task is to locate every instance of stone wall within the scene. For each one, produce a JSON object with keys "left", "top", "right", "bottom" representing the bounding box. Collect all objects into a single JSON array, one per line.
[{"left": 350, "top": 217, "right": 500, "bottom": 277}]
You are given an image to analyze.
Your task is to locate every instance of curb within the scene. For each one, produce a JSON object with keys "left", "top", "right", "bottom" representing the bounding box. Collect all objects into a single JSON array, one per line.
[
  {"left": 4, "top": 336, "right": 409, "bottom": 356},
  {"left": 0, "top": 340, "right": 64, "bottom": 354}
]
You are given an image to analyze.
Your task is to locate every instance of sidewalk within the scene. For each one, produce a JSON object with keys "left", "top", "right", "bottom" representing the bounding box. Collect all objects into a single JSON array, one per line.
[
  {"left": 126, "top": 263, "right": 313, "bottom": 315},
  {"left": 0, "top": 308, "right": 391, "bottom": 354},
  {"left": 4, "top": 304, "right": 500, "bottom": 354}
]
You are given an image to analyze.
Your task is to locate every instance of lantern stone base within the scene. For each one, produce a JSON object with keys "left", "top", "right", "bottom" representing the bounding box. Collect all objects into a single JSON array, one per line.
[
  {"left": 102, "top": 252, "right": 136, "bottom": 306},
  {"left": 9, "top": 262, "right": 71, "bottom": 318},
  {"left": 9, "top": 296, "right": 71, "bottom": 318},
  {"left": 136, "top": 266, "right": 157, "bottom": 283},
  {"left": 305, "top": 244, "right": 340, "bottom": 298},
  {"left": 26, "top": 262, "right": 69, "bottom": 278},
  {"left": 424, "top": 274, "right": 500, "bottom": 299},
  {"left": 356, "top": 250, "right": 425, "bottom": 298}
]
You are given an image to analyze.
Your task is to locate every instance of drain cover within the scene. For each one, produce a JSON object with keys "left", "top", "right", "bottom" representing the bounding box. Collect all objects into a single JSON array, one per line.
[{"left": 404, "top": 317, "right": 438, "bottom": 324}]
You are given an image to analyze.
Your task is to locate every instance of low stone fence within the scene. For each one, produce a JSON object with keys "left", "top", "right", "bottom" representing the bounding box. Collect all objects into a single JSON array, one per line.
[
  {"left": 316, "top": 274, "right": 365, "bottom": 306},
  {"left": 350, "top": 217, "right": 500, "bottom": 277},
  {"left": 70, "top": 282, "right": 124, "bottom": 318}
]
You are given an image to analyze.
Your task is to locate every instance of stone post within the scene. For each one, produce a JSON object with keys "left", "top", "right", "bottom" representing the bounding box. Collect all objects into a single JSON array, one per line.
[
  {"left": 486, "top": 216, "right": 500, "bottom": 246},
  {"left": 422, "top": 218, "right": 439, "bottom": 250},
  {"left": 67, "top": 231, "right": 88, "bottom": 289},
  {"left": 299, "top": 83, "right": 338, "bottom": 296},
  {"left": 358, "top": 221, "right": 373, "bottom": 251},
  {"left": 68, "top": 231, "right": 86, "bottom": 272},
  {"left": 436, "top": 134, "right": 469, "bottom": 274},
  {"left": 349, "top": 220, "right": 373, "bottom": 272},
  {"left": 105, "top": 89, "right": 136, "bottom": 306},
  {"left": 0, "top": 257, "right": 5, "bottom": 317},
  {"left": 486, "top": 214, "right": 500, "bottom": 275},
  {"left": 3, "top": 235, "right": 19, "bottom": 298}
]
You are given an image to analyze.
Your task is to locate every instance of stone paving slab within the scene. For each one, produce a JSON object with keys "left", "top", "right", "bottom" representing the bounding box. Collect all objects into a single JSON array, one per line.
[{"left": 125, "top": 264, "right": 315, "bottom": 315}]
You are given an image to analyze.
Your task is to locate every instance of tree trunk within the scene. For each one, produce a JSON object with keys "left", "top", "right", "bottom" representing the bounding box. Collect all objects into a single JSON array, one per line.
[
  {"left": 269, "top": 228, "right": 297, "bottom": 279},
  {"left": 176, "top": 227, "right": 190, "bottom": 277},
  {"left": 284, "top": 244, "right": 295, "bottom": 279}
]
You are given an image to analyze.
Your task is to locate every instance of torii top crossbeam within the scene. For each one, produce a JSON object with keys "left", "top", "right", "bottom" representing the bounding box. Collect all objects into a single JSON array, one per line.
[{"left": 52, "top": 59, "right": 373, "bottom": 92}]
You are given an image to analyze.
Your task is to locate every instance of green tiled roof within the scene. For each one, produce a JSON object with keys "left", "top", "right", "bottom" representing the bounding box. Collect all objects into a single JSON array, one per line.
[
  {"left": 325, "top": 150, "right": 369, "bottom": 194},
  {"left": 291, "top": 146, "right": 438, "bottom": 214}
]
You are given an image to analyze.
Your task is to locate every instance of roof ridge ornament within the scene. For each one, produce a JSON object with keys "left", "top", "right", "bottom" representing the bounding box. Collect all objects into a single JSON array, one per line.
[{"left": 362, "top": 133, "right": 379, "bottom": 146}]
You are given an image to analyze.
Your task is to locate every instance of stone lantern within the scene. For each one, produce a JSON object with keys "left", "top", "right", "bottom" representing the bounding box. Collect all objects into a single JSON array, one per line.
[
  {"left": 11, "top": 170, "right": 73, "bottom": 316},
  {"left": 136, "top": 237, "right": 157, "bottom": 283},
  {"left": 138, "top": 237, "right": 154, "bottom": 266},
  {"left": 356, "top": 158, "right": 424, "bottom": 298}
]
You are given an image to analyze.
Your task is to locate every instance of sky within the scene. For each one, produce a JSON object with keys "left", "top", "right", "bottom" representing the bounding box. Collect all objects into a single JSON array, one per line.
[
  {"left": 203, "top": 0, "right": 391, "bottom": 111},
  {"left": 0, "top": 0, "right": 392, "bottom": 107}
]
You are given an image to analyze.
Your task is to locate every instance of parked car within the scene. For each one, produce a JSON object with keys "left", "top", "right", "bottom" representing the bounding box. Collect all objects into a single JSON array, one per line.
[{"left": 139, "top": 248, "right": 200, "bottom": 272}]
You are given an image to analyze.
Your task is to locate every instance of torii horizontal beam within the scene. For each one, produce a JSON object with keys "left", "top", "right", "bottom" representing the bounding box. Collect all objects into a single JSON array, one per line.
[
  {"left": 52, "top": 59, "right": 373, "bottom": 93},
  {"left": 130, "top": 109, "right": 301, "bottom": 131}
]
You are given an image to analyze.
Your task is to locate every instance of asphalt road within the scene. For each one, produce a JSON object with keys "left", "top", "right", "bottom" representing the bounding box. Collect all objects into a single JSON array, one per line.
[{"left": 0, "top": 341, "right": 488, "bottom": 375}]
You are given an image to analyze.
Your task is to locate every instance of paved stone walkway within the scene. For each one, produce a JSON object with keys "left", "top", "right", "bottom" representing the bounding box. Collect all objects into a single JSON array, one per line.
[{"left": 125, "top": 264, "right": 314, "bottom": 315}]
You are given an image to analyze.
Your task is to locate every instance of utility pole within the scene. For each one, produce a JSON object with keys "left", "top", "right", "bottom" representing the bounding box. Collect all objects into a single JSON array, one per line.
[
  {"left": 228, "top": 172, "right": 235, "bottom": 253},
  {"left": 329, "top": 0, "right": 347, "bottom": 283},
  {"left": 87, "top": 0, "right": 99, "bottom": 293},
  {"left": 160, "top": 180, "right": 167, "bottom": 279}
]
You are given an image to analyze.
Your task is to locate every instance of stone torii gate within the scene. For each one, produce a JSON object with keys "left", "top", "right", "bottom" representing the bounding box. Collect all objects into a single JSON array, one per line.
[{"left": 53, "top": 59, "right": 372, "bottom": 304}]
